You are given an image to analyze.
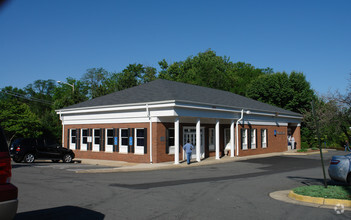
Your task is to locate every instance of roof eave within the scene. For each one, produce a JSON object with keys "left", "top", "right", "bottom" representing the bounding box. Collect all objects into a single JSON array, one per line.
[{"left": 56, "top": 99, "right": 302, "bottom": 120}]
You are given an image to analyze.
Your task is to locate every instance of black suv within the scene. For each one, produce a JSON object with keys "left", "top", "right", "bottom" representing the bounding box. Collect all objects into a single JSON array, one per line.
[{"left": 10, "top": 138, "right": 75, "bottom": 163}]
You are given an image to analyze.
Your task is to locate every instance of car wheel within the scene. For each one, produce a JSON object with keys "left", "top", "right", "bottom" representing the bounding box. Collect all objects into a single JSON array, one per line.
[
  {"left": 52, "top": 160, "right": 60, "bottom": 163},
  {"left": 62, "top": 154, "right": 72, "bottom": 163},
  {"left": 24, "top": 153, "right": 35, "bottom": 163}
]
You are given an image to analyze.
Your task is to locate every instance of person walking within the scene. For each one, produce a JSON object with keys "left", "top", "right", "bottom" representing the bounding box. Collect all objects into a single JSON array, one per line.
[
  {"left": 287, "top": 133, "right": 295, "bottom": 150},
  {"left": 183, "top": 140, "right": 194, "bottom": 165},
  {"left": 345, "top": 140, "right": 350, "bottom": 152}
]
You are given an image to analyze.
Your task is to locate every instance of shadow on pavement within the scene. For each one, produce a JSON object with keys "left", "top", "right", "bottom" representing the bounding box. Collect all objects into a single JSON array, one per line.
[
  {"left": 287, "top": 176, "right": 330, "bottom": 186},
  {"left": 15, "top": 206, "right": 104, "bottom": 220},
  {"left": 11, "top": 160, "right": 81, "bottom": 169},
  {"left": 110, "top": 156, "right": 332, "bottom": 190}
]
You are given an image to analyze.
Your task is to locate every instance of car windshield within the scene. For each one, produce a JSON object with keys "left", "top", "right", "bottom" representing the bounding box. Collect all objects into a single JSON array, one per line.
[{"left": 10, "top": 138, "right": 23, "bottom": 148}]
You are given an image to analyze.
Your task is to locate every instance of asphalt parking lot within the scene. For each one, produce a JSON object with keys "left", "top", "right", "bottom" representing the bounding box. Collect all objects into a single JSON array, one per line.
[
  {"left": 11, "top": 151, "right": 351, "bottom": 220},
  {"left": 11, "top": 162, "right": 117, "bottom": 173}
]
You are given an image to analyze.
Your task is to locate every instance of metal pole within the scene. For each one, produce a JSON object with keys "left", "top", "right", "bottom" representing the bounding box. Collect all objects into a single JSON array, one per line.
[
  {"left": 57, "top": 81, "right": 74, "bottom": 92},
  {"left": 312, "top": 100, "right": 327, "bottom": 188}
]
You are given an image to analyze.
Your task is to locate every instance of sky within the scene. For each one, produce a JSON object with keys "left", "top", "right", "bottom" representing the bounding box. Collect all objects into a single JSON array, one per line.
[{"left": 0, "top": 0, "right": 350, "bottom": 96}]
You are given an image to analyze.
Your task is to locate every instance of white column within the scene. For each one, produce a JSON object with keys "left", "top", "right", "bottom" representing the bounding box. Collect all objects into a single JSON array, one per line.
[
  {"left": 230, "top": 120, "right": 235, "bottom": 157},
  {"left": 196, "top": 118, "right": 201, "bottom": 162},
  {"left": 149, "top": 118, "right": 153, "bottom": 164},
  {"left": 174, "top": 117, "right": 180, "bottom": 164},
  {"left": 62, "top": 123, "right": 65, "bottom": 148},
  {"left": 215, "top": 120, "right": 220, "bottom": 159},
  {"left": 236, "top": 122, "right": 239, "bottom": 156}
]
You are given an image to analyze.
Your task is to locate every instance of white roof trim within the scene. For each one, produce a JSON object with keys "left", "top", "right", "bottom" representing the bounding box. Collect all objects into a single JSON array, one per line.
[{"left": 56, "top": 99, "right": 302, "bottom": 120}]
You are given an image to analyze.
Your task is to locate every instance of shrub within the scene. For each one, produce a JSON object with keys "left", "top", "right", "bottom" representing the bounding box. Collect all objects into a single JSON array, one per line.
[{"left": 301, "top": 141, "right": 309, "bottom": 148}]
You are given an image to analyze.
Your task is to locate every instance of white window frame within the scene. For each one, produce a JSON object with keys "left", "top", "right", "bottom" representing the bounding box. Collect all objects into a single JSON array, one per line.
[
  {"left": 209, "top": 128, "right": 215, "bottom": 151},
  {"left": 80, "top": 129, "right": 88, "bottom": 151},
  {"left": 242, "top": 129, "right": 248, "bottom": 150},
  {"left": 119, "top": 128, "right": 129, "bottom": 154},
  {"left": 134, "top": 128, "right": 145, "bottom": 155},
  {"left": 262, "top": 129, "right": 267, "bottom": 148},
  {"left": 92, "top": 129, "right": 100, "bottom": 152},
  {"left": 105, "top": 128, "right": 114, "bottom": 153},
  {"left": 70, "top": 129, "right": 76, "bottom": 150},
  {"left": 251, "top": 129, "right": 256, "bottom": 149}
]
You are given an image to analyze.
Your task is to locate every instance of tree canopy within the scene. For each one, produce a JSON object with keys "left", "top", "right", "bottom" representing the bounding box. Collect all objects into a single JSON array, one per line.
[
  {"left": 3, "top": 49, "right": 344, "bottom": 148},
  {"left": 158, "top": 50, "right": 270, "bottom": 96},
  {"left": 246, "top": 71, "right": 315, "bottom": 113}
]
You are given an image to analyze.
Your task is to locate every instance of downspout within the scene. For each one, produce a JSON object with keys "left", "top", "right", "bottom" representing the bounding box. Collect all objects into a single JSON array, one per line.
[
  {"left": 59, "top": 112, "right": 65, "bottom": 148},
  {"left": 236, "top": 109, "right": 244, "bottom": 156},
  {"left": 146, "top": 104, "right": 153, "bottom": 164}
]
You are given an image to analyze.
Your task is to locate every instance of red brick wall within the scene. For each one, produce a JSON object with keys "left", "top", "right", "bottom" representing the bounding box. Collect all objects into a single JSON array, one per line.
[
  {"left": 237, "top": 124, "right": 288, "bottom": 157},
  {"left": 154, "top": 122, "right": 174, "bottom": 163},
  {"left": 65, "top": 123, "right": 150, "bottom": 163},
  {"left": 63, "top": 122, "right": 298, "bottom": 163}
]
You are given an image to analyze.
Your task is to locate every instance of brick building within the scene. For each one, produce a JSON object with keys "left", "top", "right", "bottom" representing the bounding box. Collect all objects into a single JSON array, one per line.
[{"left": 56, "top": 79, "right": 302, "bottom": 164}]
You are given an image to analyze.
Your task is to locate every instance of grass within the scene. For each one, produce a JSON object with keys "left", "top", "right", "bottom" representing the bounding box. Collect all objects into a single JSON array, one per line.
[
  {"left": 293, "top": 185, "right": 351, "bottom": 200},
  {"left": 296, "top": 146, "right": 320, "bottom": 152}
]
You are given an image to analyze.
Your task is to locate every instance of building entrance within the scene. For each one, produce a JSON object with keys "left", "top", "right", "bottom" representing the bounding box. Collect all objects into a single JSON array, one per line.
[{"left": 183, "top": 127, "right": 205, "bottom": 159}]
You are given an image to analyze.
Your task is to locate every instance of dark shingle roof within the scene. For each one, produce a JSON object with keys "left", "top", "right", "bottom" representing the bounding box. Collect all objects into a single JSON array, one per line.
[{"left": 61, "top": 79, "right": 301, "bottom": 117}]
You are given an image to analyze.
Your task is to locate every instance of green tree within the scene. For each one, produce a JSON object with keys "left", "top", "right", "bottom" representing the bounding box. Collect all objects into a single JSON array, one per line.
[
  {"left": 302, "top": 98, "right": 340, "bottom": 147},
  {"left": 229, "top": 62, "right": 272, "bottom": 95},
  {"left": 335, "top": 73, "right": 351, "bottom": 143},
  {"left": 53, "top": 78, "right": 88, "bottom": 109},
  {"left": 0, "top": 97, "right": 42, "bottom": 143},
  {"left": 158, "top": 49, "right": 268, "bottom": 95},
  {"left": 24, "top": 79, "right": 55, "bottom": 113},
  {"left": 24, "top": 79, "right": 63, "bottom": 140},
  {"left": 247, "top": 71, "right": 315, "bottom": 113},
  {"left": 142, "top": 66, "right": 157, "bottom": 83},
  {"left": 81, "top": 68, "right": 109, "bottom": 98},
  {"left": 108, "top": 64, "right": 145, "bottom": 92}
]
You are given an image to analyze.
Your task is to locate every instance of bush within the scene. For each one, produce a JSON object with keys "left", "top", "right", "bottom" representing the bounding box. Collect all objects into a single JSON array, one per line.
[{"left": 301, "top": 141, "right": 309, "bottom": 148}]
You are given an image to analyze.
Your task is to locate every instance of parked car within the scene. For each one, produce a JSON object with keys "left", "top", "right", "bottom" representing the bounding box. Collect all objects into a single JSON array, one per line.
[
  {"left": 328, "top": 153, "right": 351, "bottom": 185},
  {"left": 0, "top": 126, "right": 18, "bottom": 220},
  {"left": 10, "top": 138, "right": 75, "bottom": 163}
]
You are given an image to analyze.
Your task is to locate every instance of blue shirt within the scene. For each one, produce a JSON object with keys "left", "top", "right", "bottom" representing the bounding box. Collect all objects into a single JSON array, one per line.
[{"left": 183, "top": 143, "right": 194, "bottom": 153}]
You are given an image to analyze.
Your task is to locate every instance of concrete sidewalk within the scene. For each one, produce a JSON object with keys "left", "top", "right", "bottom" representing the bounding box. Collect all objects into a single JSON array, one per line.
[{"left": 74, "top": 149, "right": 330, "bottom": 173}]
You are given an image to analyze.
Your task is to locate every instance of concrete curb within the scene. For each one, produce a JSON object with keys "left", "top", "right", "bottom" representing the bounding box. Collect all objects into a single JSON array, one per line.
[
  {"left": 270, "top": 190, "right": 351, "bottom": 211},
  {"left": 283, "top": 149, "right": 329, "bottom": 156},
  {"left": 288, "top": 190, "right": 351, "bottom": 207}
]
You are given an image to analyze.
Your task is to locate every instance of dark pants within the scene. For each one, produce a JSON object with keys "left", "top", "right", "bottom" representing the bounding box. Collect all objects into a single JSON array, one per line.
[{"left": 187, "top": 152, "right": 192, "bottom": 164}]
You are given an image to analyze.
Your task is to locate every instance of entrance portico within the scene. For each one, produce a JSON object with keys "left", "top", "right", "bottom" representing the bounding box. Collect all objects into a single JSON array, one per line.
[{"left": 171, "top": 117, "right": 237, "bottom": 164}]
